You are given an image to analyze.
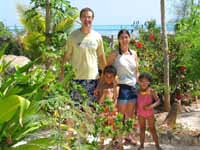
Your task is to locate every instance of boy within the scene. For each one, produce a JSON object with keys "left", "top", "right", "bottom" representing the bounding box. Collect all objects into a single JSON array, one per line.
[{"left": 96, "top": 65, "right": 119, "bottom": 106}]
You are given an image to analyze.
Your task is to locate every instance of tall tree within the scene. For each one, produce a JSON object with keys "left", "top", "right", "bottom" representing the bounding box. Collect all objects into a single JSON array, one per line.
[
  {"left": 161, "top": 0, "right": 170, "bottom": 111},
  {"left": 45, "top": 0, "right": 51, "bottom": 44}
]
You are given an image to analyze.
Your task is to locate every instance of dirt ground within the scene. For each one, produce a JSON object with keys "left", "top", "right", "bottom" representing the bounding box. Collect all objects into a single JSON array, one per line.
[{"left": 123, "top": 102, "right": 200, "bottom": 150}]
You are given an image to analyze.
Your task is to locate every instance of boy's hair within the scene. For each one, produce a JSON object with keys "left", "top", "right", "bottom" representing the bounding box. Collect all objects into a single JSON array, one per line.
[
  {"left": 80, "top": 7, "right": 94, "bottom": 18},
  {"left": 103, "top": 65, "right": 117, "bottom": 76},
  {"left": 139, "top": 72, "right": 152, "bottom": 83}
]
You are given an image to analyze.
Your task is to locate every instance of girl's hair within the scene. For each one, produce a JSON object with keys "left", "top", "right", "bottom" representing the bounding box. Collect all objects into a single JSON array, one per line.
[
  {"left": 117, "top": 29, "right": 132, "bottom": 55},
  {"left": 103, "top": 65, "right": 117, "bottom": 76},
  {"left": 139, "top": 73, "right": 152, "bottom": 83}
]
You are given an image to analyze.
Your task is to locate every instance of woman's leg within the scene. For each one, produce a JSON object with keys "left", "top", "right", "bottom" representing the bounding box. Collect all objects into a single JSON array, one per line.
[
  {"left": 147, "top": 115, "right": 160, "bottom": 149},
  {"left": 127, "top": 101, "right": 136, "bottom": 118},
  {"left": 125, "top": 101, "right": 137, "bottom": 145},
  {"left": 138, "top": 116, "right": 146, "bottom": 149},
  {"left": 117, "top": 103, "right": 127, "bottom": 117}
]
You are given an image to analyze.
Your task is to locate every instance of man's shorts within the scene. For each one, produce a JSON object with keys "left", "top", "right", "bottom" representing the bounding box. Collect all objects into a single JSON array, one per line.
[{"left": 70, "top": 80, "right": 98, "bottom": 104}]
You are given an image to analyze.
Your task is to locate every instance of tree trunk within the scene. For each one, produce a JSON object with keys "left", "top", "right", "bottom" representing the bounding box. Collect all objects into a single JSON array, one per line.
[
  {"left": 45, "top": 0, "right": 51, "bottom": 44},
  {"left": 163, "top": 100, "right": 181, "bottom": 128},
  {"left": 45, "top": 0, "right": 51, "bottom": 68},
  {"left": 160, "top": 0, "right": 170, "bottom": 111}
]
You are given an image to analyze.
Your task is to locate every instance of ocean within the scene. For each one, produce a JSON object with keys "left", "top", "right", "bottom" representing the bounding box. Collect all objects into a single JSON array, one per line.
[
  {"left": 90, "top": 24, "right": 175, "bottom": 37},
  {"left": 7, "top": 24, "right": 175, "bottom": 37}
]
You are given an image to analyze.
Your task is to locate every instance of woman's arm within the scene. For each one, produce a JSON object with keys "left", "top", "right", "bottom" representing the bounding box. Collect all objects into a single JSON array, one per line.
[
  {"left": 113, "top": 84, "right": 119, "bottom": 106},
  {"left": 133, "top": 50, "right": 139, "bottom": 82}
]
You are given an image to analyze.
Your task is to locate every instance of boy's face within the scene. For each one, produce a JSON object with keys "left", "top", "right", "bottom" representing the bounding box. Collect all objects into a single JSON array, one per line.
[
  {"left": 104, "top": 73, "right": 115, "bottom": 84},
  {"left": 138, "top": 78, "right": 150, "bottom": 90}
]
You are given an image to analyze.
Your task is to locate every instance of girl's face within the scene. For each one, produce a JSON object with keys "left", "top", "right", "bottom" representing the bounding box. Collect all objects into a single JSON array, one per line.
[
  {"left": 119, "top": 32, "right": 130, "bottom": 47},
  {"left": 104, "top": 73, "right": 115, "bottom": 84},
  {"left": 138, "top": 78, "right": 150, "bottom": 90}
]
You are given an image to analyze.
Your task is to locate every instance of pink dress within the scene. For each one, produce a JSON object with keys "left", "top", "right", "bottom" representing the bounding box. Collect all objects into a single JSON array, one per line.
[{"left": 137, "top": 93, "right": 154, "bottom": 118}]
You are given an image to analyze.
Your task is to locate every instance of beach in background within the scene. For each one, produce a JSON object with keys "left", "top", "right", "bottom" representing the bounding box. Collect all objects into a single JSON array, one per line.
[{"left": 7, "top": 23, "right": 175, "bottom": 37}]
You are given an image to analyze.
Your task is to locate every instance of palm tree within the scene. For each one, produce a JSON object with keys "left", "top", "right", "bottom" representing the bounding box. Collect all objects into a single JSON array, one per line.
[{"left": 160, "top": 0, "right": 170, "bottom": 111}]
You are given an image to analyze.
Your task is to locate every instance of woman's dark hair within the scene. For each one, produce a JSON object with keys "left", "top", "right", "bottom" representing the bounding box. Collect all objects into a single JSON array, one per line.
[
  {"left": 139, "top": 73, "right": 152, "bottom": 83},
  {"left": 103, "top": 65, "right": 117, "bottom": 76},
  {"left": 80, "top": 7, "right": 94, "bottom": 18},
  {"left": 117, "top": 29, "right": 132, "bottom": 55}
]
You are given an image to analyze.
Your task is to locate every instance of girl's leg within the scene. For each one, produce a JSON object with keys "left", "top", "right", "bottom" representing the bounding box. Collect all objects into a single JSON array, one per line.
[
  {"left": 147, "top": 115, "right": 161, "bottom": 149},
  {"left": 138, "top": 116, "right": 146, "bottom": 149}
]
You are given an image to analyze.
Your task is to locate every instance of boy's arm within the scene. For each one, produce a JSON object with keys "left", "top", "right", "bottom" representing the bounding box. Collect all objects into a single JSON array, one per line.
[{"left": 99, "top": 93, "right": 105, "bottom": 104}]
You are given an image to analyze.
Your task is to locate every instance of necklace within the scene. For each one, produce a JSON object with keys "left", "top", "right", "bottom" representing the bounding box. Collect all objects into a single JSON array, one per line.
[{"left": 140, "top": 91, "right": 148, "bottom": 95}]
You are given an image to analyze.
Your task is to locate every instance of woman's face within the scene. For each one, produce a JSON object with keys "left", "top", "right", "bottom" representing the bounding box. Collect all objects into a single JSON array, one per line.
[{"left": 119, "top": 32, "right": 130, "bottom": 47}]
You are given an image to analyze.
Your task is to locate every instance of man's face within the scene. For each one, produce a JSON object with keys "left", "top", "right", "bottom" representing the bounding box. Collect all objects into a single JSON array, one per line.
[{"left": 80, "top": 11, "right": 94, "bottom": 29}]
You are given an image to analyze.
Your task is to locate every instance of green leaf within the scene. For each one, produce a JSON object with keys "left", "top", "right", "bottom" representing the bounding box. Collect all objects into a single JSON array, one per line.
[{"left": 0, "top": 95, "right": 30, "bottom": 126}]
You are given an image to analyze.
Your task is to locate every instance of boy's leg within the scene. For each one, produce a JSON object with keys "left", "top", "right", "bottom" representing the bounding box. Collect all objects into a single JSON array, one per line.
[
  {"left": 138, "top": 116, "right": 146, "bottom": 148},
  {"left": 147, "top": 115, "right": 160, "bottom": 148}
]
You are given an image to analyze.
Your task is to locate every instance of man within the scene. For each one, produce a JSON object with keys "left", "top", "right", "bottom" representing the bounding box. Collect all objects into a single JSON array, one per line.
[{"left": 60, "top": 7, "right": 106, "bottom": 102}]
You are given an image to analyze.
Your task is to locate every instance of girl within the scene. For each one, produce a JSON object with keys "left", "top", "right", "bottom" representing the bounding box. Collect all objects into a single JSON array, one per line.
[{"left": 137, "top": 73, "right": 162, "bottom": 150}]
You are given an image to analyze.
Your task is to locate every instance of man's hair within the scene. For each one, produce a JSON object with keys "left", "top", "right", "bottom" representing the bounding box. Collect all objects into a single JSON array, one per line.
[
  {"left": 103, "top": 65, "right": 117, "bottom": 76},
  {"left": 80, "top": 7, "right": 94, "bottom": 18}
]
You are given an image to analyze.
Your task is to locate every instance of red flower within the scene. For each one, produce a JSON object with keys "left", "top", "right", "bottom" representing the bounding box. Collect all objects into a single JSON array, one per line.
[
  {"left": 179, "top": 66, "right": 187, "bottom": 72},
  {"left": 149, "top": 34, "right": 155, "bottom": 41},
  {"left": 176, "top": 94, "right": 182, "bottom": 100},
  {"left": 136, "top": 41, "right": 143, "bottom": 49}
]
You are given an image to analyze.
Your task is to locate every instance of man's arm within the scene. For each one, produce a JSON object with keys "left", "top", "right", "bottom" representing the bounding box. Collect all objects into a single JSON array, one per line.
[
  {"left": 60, "top": 38, "right": 72, "bottom": 81},
  {"left": 98, "top": 53, "right": 106, "bottom": 71},
  {"left": 60, "top": 51, "right": 69, "bottom": 81}
]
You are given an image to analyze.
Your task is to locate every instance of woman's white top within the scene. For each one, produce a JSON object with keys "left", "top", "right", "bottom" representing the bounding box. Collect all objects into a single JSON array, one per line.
[{"left": 114, "top": 50, "right": 137, "bottom": 86}]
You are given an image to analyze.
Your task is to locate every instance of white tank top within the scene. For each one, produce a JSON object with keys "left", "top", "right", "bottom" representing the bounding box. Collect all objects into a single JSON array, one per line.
[{"left": 114, "top": 50, "right": 137, "bottom": 86}]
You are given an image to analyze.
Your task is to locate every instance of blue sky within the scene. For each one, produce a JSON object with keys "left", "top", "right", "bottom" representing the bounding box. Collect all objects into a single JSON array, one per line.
[{"left": 0, "top": 0, "right": 173, "bottom": 26}]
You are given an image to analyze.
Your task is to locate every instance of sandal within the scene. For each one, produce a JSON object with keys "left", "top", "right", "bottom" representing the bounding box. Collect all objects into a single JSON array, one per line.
[
  {"left": 156, "top": 146, "right": 163, "bottom": 150},
  {"left": 137, "top": 146, "right": 144, "bottom": 150},
  {"left": 112, "top": 138, "right": 123, "bottom": 150},
  {"left": 124, "top": 135, "right": 137, "bottom": 145}
]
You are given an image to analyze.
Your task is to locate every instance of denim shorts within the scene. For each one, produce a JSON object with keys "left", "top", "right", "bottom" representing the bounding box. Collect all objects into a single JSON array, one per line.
[{"left": 118, "top": 84, "right": 137, "bottom": 104}]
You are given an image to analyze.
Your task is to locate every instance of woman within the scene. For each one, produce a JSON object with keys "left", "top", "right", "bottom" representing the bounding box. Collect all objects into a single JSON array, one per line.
[{"left": 107, "top": 29, "right": 139, "bottom": 144}]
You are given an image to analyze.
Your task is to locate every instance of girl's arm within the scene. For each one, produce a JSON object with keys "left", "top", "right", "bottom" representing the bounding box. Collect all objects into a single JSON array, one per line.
[
  {"left": 143, "top": 89, "right": 160, "bottom": 110},
  {"left": 150, "top": 89, "right": 160, "bottom": 108}
]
